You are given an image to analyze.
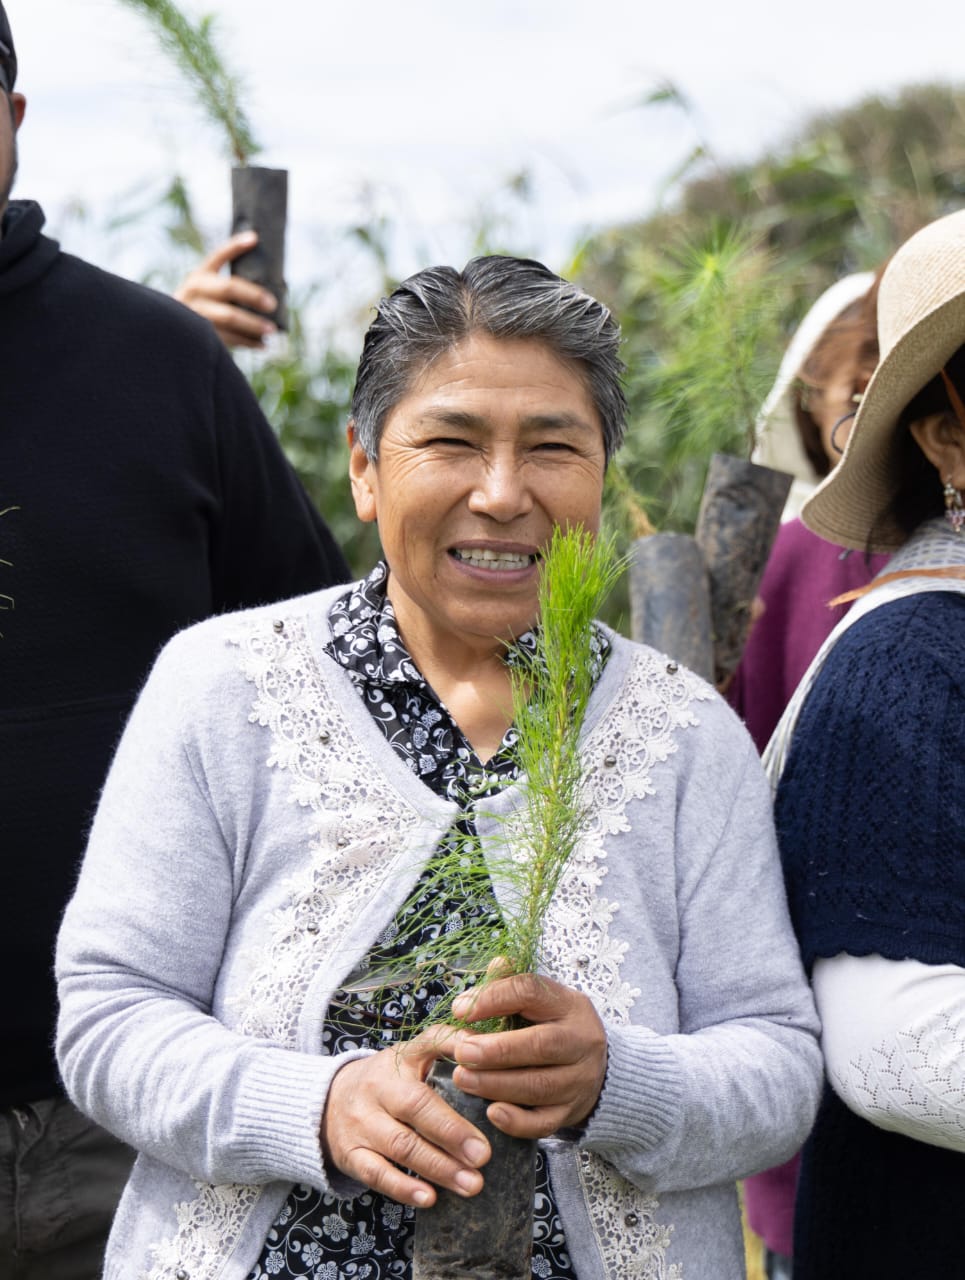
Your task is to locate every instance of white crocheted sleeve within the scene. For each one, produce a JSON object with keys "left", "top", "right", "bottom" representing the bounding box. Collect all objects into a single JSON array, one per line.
[{"left": 813, "top": 952, "right": 965, "bottom": 1152}]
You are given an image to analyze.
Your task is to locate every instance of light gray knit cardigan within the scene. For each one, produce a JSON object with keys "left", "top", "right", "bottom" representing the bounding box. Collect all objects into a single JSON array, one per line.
[{"left": 56, "top": 585, "right": 821, "bottom": 1280}]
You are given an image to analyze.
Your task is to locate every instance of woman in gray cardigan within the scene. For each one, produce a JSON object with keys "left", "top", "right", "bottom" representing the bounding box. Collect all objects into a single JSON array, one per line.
[{"left": 56, "top": 256, "right": 821, "bottom": 1280}]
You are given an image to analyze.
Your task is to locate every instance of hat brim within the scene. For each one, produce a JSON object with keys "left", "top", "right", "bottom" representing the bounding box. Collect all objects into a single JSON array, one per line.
[{"left": 803, "top": 290, "right": 965, "bottom": 552}]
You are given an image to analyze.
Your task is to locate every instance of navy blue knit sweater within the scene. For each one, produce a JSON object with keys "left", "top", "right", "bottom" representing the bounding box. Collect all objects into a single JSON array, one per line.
[{"left": 776, "top": 589, "right": 965, "bottom": 1277}]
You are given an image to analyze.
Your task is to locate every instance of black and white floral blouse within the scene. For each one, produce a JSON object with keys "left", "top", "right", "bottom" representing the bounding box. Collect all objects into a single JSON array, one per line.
[{"left": 248, "top": 562, "right": 609, "bottom": 1280}]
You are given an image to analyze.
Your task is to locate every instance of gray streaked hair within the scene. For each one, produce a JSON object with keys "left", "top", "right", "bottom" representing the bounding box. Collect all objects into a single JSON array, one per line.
[{"left": 350, "top": 255, "right": 627, "bottom": 461}]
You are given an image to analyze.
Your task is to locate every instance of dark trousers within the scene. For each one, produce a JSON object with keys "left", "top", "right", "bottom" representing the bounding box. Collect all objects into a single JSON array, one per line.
[{"left": 0, "top": 1097, "right": 135, "bottom": 1279}]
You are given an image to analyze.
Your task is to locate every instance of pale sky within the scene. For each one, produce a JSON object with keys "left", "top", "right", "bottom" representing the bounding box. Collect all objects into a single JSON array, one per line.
[{"left": 8, "top": 0, "right": 964, "bottom": 329}]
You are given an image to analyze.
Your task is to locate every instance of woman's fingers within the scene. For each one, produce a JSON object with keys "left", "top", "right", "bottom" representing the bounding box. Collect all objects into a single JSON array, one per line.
[
  {"left": 452, "top": 971, "right": 571, "bottom": 1029},
  {"left": 452, "top": 1056, "right": 598, "bottom": 1140},
  {"left": 321, "top": 1043, "right": 492, "bottom": 1207},
  {"left": 321, "top": 977, "right": 608, "bottom": 1199},
  {"left": 450, "top": 973, "right": 608, "bottom": 1133},
  {"left": 332, "top": 1091, "right": 486, "bottom": 1207}
]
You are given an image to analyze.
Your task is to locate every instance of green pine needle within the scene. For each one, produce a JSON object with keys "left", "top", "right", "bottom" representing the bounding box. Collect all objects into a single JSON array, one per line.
[
  {"left": 117, "top": 0, "right": 261, "bottom": 165},
  {"left": 641, "top": 223, "right": 781, "bottom": 459},
  {"left": 502, "top": 526, "right": 624, "bottom": 978}
]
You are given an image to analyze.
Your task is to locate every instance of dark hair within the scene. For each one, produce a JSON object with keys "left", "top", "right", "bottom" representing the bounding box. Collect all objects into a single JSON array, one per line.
[
  {"left": 869, "top": 343, "right": 965, "bottom": 545},
  {"left": 794, "top": 273, "right": 882, "bottom": 477},
  {"left": 0, "top": 2, "right": 16, "bottom": 95},
  {"left": 350, "top": 255, "right": 627, "bottom": 461}
]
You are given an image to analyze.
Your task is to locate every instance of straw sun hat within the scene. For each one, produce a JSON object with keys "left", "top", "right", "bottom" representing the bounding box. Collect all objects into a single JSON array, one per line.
[{"left": 803, "top": 208, "right": 965, "bottom": 553}]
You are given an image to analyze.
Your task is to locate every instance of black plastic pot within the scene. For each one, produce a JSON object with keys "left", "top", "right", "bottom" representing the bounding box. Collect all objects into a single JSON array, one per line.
[
  {"left": 629, "top": 532, "right": 714, "bottom": 681},
  {"left": 694, "top": 453, "right": 792, "bottom": 684},
  {"left": 230, "top": 165, "right": 289, "bottom": 330},
  {"left": 413, "top": 1059, "right": 536, "bottom": 1280}
]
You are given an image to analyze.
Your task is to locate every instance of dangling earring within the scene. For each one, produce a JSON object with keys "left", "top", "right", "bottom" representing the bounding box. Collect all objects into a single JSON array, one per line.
[{"left": 944, "top": 476, "right": 965, "bottom": 533}]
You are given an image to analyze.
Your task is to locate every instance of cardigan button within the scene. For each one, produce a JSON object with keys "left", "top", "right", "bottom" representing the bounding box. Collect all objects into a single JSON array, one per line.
[
  {"left": 272, "top": 619, "right": 285, "bottom": 634},
  {"left": 624, "top": 1212, "right": 640, "bottom": 1228},
  {"left": 603, "top": 753, "right": 617, "bottom": 768},
  {"left": 318, "top": 730, "right": 331, "bottom": 745},
  {"left": 576, "top": 955, "right": 590, "bottom": 969},
  {"left": 336, "top": 834, "right": 349, "bottom": 848},
  {"left": 306, "top": 921, "right": 320, "bottom": 934},
  {"left": 175, "top": 1269, "right": 190, "bottom": 1280},
  {"left": 666, "top": 660, "right": 678, "bottom": 674}
]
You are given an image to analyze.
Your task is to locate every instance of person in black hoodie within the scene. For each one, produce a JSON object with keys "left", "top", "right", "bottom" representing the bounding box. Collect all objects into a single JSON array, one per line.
[{"left": 0, "top": 8, "right": 350, "bottom": 1276}]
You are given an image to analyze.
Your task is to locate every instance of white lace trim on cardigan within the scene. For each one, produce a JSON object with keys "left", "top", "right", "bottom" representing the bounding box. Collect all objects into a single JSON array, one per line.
[
  {"left": 144, "top": 612, "right": 425, "bottom": 1280},
  {"left": 143, "top": 1183, "right": 261, "bottom": 1280},
  {"left": 547, "top": 649, "right": 708, "bottom": 1278},
  {"left": 578, "top": 1151, "right": 684, "bottom": 1279},
  {"left": 227, "top": 614, "right": 425, "bottom": 1042}
]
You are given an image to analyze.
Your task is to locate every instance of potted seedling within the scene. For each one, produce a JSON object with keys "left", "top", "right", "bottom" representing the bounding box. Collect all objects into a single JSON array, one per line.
[
  {"left": 628, "top": 227, "right": 791, "bottom": 683},
  {"left": 117, "top": 0, "right": 288, "bottom": 328},
  {"left": 360, "top": 528, "right": 623, "bottom": 1279}
]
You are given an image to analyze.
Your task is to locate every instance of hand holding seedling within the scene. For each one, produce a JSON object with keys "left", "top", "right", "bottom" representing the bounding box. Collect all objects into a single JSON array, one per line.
[
  {"left": 320, "top": 1029, "right": 492, "bottom": 1209},
  {"left": 450, "top": 972, "right": 608, "bottom": 1137},
  {"left": 175, "top": 232, "right": 278, "bottom": 349}
]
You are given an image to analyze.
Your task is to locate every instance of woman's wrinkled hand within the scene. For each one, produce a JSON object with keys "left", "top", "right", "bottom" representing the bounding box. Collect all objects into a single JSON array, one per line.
[
  {"left": 174, "top": 233, "right": 278, "bottom": 349},
  {"left": 320, "top": 1029, "right": 492, "bottom": 1208},
  {"left": 449, "top": 972, "right": 608, "bottom": 1138}
]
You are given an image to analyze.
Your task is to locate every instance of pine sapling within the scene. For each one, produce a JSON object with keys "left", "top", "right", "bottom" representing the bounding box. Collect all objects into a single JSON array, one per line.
[{"left": 368, "top": 525, "right": 625, "bottom": 1036}]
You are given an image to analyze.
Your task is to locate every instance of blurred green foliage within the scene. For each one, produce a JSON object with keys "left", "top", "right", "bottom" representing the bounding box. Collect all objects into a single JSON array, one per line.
[
  {"left": 240, "top": 311, "right": 382, "bottom": 576},
  {"left": 99, "top": 7, "right": 965, "bottom": 569},
  {"left": 595, "top": 225, "right": 785, "bottom": 532},
  {"left": 108, "top": 3, "right": 965, "bottom": 565},
  {"left": 575, "top": 82, "right": 965, "bottom": 531},
  {"left": 232, "top": 80, "right": 965, "bottom": 572}
]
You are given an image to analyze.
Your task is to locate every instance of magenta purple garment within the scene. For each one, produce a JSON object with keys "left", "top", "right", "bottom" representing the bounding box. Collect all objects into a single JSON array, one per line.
[
  {"left": 726, "top": 517, "right": 888, "bottom": 1256},
  {"left": 727, "top": 518, "right": 890, "bottom": 755}
]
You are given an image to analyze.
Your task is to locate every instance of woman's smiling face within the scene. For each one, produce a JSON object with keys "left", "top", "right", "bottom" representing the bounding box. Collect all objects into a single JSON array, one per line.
[{"left": 349, "top": 331, "right": 607, "bottom": 667}]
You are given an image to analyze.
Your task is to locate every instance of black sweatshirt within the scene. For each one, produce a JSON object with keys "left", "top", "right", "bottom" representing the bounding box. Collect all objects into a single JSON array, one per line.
[{"left": 0, "top": 201, "right": 350, "bottom": 1104}]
